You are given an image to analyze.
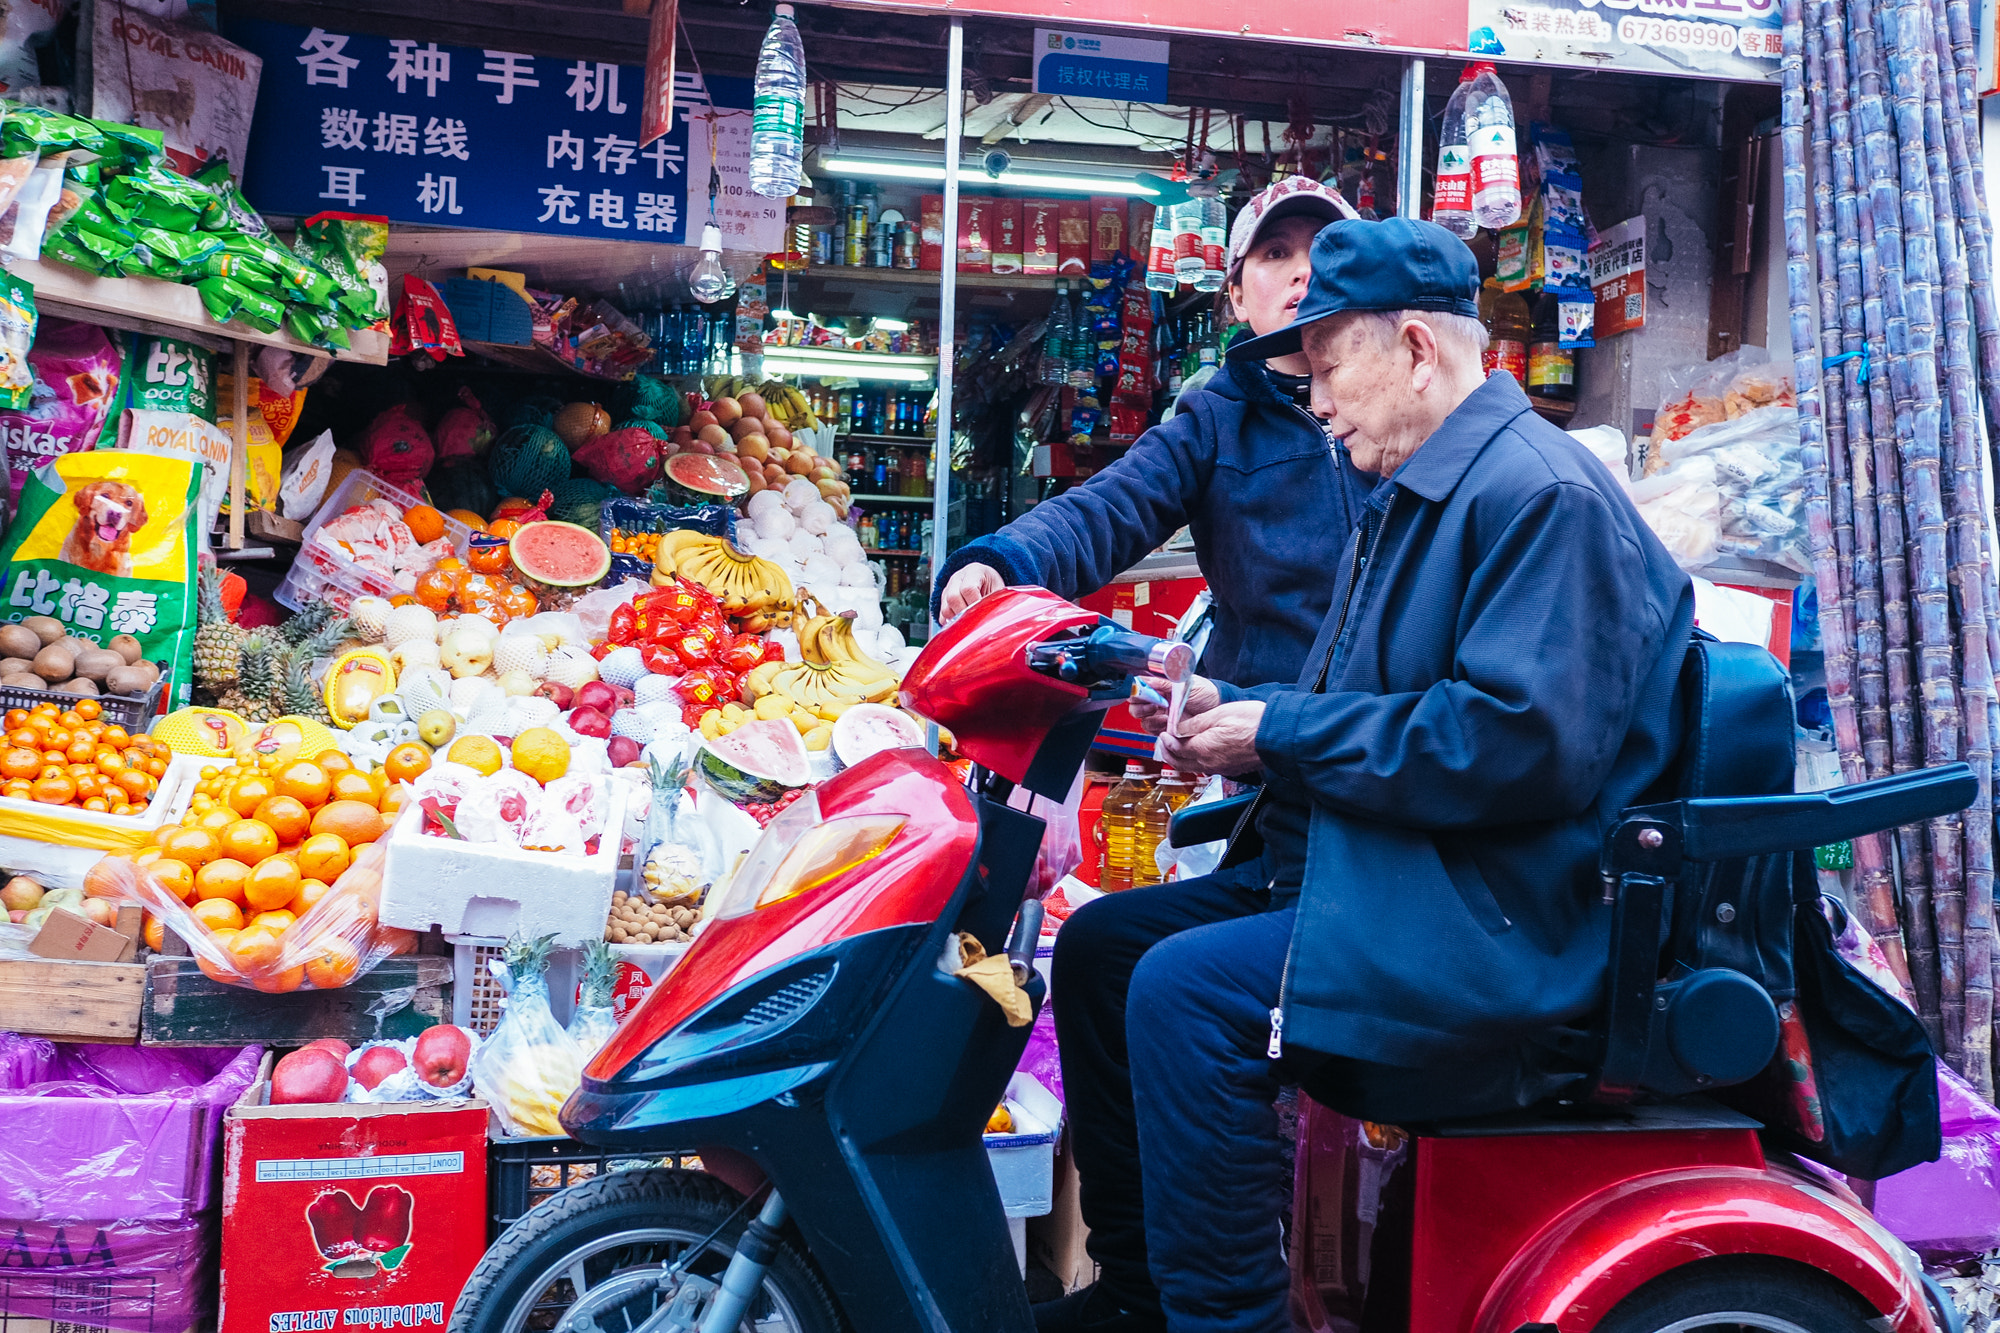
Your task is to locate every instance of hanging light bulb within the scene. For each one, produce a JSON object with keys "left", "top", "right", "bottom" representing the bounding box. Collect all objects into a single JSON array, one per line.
[{"left": 689, "top": 224, "right": 729, "bottom": 304}]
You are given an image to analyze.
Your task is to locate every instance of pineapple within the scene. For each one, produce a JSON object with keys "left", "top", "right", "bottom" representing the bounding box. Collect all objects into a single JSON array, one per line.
[
  {"left": 223, "top": 632, "right": 276, "bottom": 723},
  {"left": 272, "top": 614, "right": 352, "bottom": 723},
  {"left": 283, "top": 651, "right": 333, "bottom": 725},
  {"left": 280, "top": 601, "right": 335, "bottom": 646},
  {"left": 192, "top": 568, "right": 245, "bottom": 691}
]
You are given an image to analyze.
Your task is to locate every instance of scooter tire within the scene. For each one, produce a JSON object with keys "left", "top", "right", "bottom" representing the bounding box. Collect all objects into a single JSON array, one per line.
[
  {"left": 449, "top": 1167, "right": 847, "bottom": 1333},
  {"left": 1591, "top": 1255, "right": 1895, "bottom": 1333}
]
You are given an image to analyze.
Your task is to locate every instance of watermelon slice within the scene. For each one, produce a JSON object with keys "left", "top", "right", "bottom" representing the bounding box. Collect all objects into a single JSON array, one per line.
[
  {"left": 696, "top": 718, "right": 812, "bottom": 804},
  {"left": 662, "top": 453, "right": 750, "bottom": 506},
  {"left": 509, "top": 521, "right": 611, "bottom": 589},
  {"left": 831, "top": 703, "right": 925, "bottom": 769}
]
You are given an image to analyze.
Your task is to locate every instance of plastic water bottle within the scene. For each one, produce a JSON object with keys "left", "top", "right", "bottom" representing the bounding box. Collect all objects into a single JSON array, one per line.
[
  {"left": 749, "top": 4, "right": 806, "bottom": 198},
  {"left": 1173, "top": 199, "right": 1205, "bottom": 284},
  {"left": 1067, "top": 282, "right": 1094, "bottom": 388},
  {"left": 1433, "top": 67, "right": 1477, "bottom": 239},
  {"left": 1467, "top": 62, "right": 1522, "bottom": 230},
  {"left": 1195, "top": 196, "right": 1226, "bottom": 292},
  {"left": 1040, "top": 279, "right": 1070, "bottom": 384},
  {"left": 1146, "top": 209, "right": 1178, "bottom": 293},
  {"left": 1132, "top": 768, "right": 1198, "bottom": 887},
  {"left": 1098, "top": 763, "right": 1155, "bottom": 893}
]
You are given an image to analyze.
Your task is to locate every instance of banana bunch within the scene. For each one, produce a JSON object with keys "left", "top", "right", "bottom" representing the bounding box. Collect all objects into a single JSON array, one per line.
[
  {"left": 652, "top": 533, "right": 796, "bottom": 628},
  {"left": 698, "top": 692, "right": 833, "bottom": 750},
  {"left": 757, "top": 381, "right": 822, "bottom": 431},
  {"left": 702, "top": 374, "right": 758, "bottom": 402},
  {"left": 741, "top": 650, "right": 896, "bottom": 719},
  {"left": 797, "top": 600, "right": 898, "bottom": 681}
]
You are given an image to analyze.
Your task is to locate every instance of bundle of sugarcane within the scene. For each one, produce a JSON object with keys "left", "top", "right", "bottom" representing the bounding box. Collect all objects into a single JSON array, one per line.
[{"left": 1784, "top": 0, "right": 1999, "bottom": 1094}]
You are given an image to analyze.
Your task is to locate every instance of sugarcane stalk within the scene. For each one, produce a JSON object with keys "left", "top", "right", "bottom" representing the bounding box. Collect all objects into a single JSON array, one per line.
[
  {"left": 1822, "top": 0, "right": 1912, "bottom": 993},
  {"left": 1941, "top": 0, "right": 2000, "bottom": 424},
  {"left": 1851, "top": 0, "right": 1943, "bottom": 1030}
]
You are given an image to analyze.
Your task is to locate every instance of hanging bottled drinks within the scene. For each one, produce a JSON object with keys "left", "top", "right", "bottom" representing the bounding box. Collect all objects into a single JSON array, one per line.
[
  {"left": 749, "top": 4, "right": 807, "bottom": 198},
  {"left": 1466, "top": 62, "right": 1522, "bottom": 229},
  {"left": 1146, "top": 209, "right": 1178, "bottom": 293},
  {"left": 1067, "top": 282, "right": 1094, "bottom": 389},
  {"left": 1433, "top": 66, "right": 1477, "bottom": 239},
  {"left": 1040, "top": 279, "right": 1070, "bottom": 385},
  {"left": 1173, "top": 198, "right": 1204, "bottom": 284},
  {"left": 1195, "top": 196, "right": 1226, "bottom": 292}
]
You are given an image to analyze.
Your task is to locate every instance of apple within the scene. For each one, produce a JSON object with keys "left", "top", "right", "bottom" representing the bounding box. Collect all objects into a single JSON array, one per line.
[
  {"left": 609, "top": 685, "right": 636, "bottom": 711},
  {"left": 303, "top": 1037, "right": 352, "bottom": 1061},
  {"left": 607, "top": 735, "right": 642, "bottom": 768},
  {"left": 7, "top": 910, "right": 22, "bottom": 923},
  {"left": 568, "top": 706, "right": 612, "bottom": 739},
  {"left": 575, "top": 681, "right": 617, "bottom": 714},
  {"left": 350, "top": 1044, "right": 409, "bottom": 1091},
  {"left": 271, "top": 1048, "right": 348, "bottom": 1105},
  {"left": 81, "top": 898, "right": 117, "bottom": 926},
  {"left": 412, "top": 1024, "right": 472, "bottom": 1088},
  {"left": 0, "top": 877, "right": 43, "bottom": 912},
  {"left": 534, "top": 682, "right": 574, "bottom": 710}
]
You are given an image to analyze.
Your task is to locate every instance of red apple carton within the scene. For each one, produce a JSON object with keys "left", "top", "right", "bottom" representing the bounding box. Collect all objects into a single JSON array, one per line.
[{"left": 219, "top": 1050, "right": 488, "bottom": 1333}]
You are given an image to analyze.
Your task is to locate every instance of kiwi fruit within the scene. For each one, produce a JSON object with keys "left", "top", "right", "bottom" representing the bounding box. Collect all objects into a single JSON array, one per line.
[
  {"left": 104, "top": 664, "right": 152, "bottom": 697},
  {"left": 0, "top": 673, "right": 41, "bottom": 691},
  {"left": 0, "top": 625, "right": 40, "bottom": 661},
  {"left": 30, "top": 645, "right": 73, "bottom": 682},
  {"left": 72, "top": 649, "right": 123, "bottom": 683},
  {"left": 0, "top": 658, "right": 29, "bottom": 678},
  {"left": 107, "top": 634, "right": 142, "bottom": 664},
  {"left": 55, "top": 636, "right": 92, "bottom": 660},
  {"left": 55, "top": 678, "right": 99, "bottom": 697},
  {"left": 21, "top": 617, "right": 61, "bottom": 646}
]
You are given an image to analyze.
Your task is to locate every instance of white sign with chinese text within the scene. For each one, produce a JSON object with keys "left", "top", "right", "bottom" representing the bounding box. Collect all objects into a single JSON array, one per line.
[{"left": 1466, "top": 0, "right": 1780, "bottom": 80}]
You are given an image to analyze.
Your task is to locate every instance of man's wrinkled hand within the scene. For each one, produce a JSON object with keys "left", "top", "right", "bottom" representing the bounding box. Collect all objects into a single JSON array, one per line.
[
  {"left": 940, "top": 563, "right": 1006, "bottom": 622},
  {"left": 1129, "top": 674, "right": 1220, "bottom": 736},
  {"left": 1161, "top": 701, "right": 1266, "bottom": 776}
]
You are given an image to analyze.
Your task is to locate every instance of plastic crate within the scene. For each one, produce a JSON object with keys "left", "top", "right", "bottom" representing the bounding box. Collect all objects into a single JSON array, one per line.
[
  {"left": 450, "top": 936, "right": 580, "bottom": 1037},
  {"left": 487, "top": 1136, "right": 702, "bottom": 1237},
  {"left": 275, "top": 468, "right": 476, "bottom": 613},
  {"left": 0, "top": 672, "right": 167, "bottom": 733}
]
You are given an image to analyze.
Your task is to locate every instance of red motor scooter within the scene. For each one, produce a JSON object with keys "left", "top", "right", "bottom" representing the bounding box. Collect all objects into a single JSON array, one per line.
[{"left": 449, "top": 586, "right": 1969, "bottom": 1333}]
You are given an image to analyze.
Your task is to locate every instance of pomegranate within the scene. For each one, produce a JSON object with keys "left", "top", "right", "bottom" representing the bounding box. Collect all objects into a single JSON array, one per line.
[
  {"left": 412, "top": 1024, "right": 473, "bottom": 1088},
  {"left": 574, "top": 681, "right": 618, "bottom": 715},
  {"left": 351, "top": 1044, "right": 409, "bottom": 1091},
  {"left": 271, "top": 1048, "right": 348, "bottom": 1105},
  {"left": 568, "top": 706, "right": 612, "bottom": 739}
]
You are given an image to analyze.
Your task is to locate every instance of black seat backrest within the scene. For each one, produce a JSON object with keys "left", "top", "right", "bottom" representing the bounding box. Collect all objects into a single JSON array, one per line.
[{"left": 1673, "top": 633, "right": 1797, "bottom": 800}]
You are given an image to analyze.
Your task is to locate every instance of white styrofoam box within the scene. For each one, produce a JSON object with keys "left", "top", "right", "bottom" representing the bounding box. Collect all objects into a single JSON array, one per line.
[
  {"left": 986, "top": 1072, "right": 1062, "bottom": 1220},
  {"left": 449, "top": 935, "right": 581, "bottom": 1036},
  {"left": 380, "top": 780, "right": 627, "bottom": 946},
  {"left": 0, "top": 749, "right": 200, "bottom": 867}
]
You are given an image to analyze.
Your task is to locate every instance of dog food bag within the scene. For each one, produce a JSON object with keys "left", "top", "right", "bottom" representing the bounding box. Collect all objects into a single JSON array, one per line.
[
  {"left": 0, "top": 450, "right": 199, "bottom": 707},
  {"left": 0, "top": 318, "right": 121, "bottom": 514},
  {"left": 0, "top": 271, "right": 36, "bottom": 415},
  {"left": 294, "top": 210, "right": 389, "bottom": 330}
]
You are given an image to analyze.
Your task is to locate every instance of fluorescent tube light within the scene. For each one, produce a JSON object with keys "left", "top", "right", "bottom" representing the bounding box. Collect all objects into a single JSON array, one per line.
[
  {"left": 874, "top": 317, "right": 910, "bottom": 332},
  {"left": 764, "top": 354, "right": 934, "bottom": 382},
  {"left": 817, "top": 154, "right": 1156, "bottom": 197}
]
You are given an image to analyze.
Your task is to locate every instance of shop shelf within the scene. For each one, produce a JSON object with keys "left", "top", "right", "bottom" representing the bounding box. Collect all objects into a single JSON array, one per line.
[
  {"left": 487, "top": 1137, "right": 702, "bottom": 1237},
  {"left": 850, "top": 493, "right": 935, "bottom": 503},
  {"left": 785, "top": 265, "right": 1056, "bottom": 292},
  {"left": 863, "top": 548, "right": 923, "bottom": 557},
  {"left": 463, "top": 337, "right": 638, "bottom": 382},
  {"left": 8, "top": 256, "right": 389, "bottom": 365},
  {"left": 838, "top": 433, "right": 937, "bottom": 446}
]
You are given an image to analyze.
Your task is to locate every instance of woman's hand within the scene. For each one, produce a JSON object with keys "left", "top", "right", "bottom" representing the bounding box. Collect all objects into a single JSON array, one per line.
[
  {"left": 1128, "top": 674, "right": 1221, "bottom": 736},
  {"left": 940, "top": 563, "right": 1005, "bottom": 622}
]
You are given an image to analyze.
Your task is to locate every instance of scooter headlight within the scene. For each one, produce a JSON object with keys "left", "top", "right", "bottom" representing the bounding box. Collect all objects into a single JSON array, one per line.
[{"left": 707, "top": 792, "right": 906, "bottom": 919}]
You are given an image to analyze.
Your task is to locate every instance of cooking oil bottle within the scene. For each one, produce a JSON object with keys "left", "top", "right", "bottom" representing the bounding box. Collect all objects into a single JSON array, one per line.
[
  {"left": 1132, "top": 767, "right": 1199, "bottom": 887},
  {"left": 1098, "top": 762, "right": 1155, "bottom": 892}
]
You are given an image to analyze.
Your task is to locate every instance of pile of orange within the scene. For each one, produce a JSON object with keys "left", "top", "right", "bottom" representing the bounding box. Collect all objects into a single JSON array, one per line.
[
  {"left": 394, "top": 555, "right": 538, "bottom": 623},
  {"left": 96, "top": 748, "right": 414, "bottom": 993},
  {"left": 0, "top": 701, "right": 166, "bottom": 814},
  {"left": 608, "top": 529, "right": 663, "bottom": 561}
]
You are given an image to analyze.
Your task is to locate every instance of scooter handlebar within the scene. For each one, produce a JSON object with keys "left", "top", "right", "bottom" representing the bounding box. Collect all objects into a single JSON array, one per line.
[
  {"left": 1086, "top": 630, "right": 1194, "bottom": 684},
  {"left": 1007, "top": 899, "right": 1044, "bottom": 985}
]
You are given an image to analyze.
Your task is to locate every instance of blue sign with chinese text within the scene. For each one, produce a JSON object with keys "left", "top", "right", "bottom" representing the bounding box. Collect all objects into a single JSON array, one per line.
[
  {"left": 227, "top": 18, "right": 754, "bottom": 243},
  {"left": 1032, "top": 29, "right": 1170, "bottom": 103}
]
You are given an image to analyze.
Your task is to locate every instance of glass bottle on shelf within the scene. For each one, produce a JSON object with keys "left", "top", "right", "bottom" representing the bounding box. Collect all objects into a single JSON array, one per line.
[
  {"left": 859, "top": 514, "right": 878, "bottom": 549},
  {"left": 873, "top": 449, "right": 890, "bottom": 491}
]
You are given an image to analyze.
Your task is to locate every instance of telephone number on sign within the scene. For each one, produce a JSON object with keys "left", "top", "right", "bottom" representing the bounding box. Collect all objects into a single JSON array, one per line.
[{"left": 1617, "top": 16, "right": 1740, "bottom": 50}]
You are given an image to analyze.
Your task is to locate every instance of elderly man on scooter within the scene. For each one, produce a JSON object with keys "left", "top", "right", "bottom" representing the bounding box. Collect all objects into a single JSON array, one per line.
[{"left": 1041, "top": 218, "right": 1695, "bottom": 1333}]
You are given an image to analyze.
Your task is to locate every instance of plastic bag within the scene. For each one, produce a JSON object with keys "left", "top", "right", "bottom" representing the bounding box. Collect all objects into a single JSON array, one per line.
[
  {"left": 1008, "top": 767, "right": 1084, "bottom": 897},
  {"left": 1628, "top": 455, "right": 1724, "bottom": 569},
  {"left": 1722, "top": 355, "right": 1794, "bottom": 418},
  {"left": 97, "top": 840, "right": 414, "bottom": 992},
  {"left": 1158, "top": 775, "right": 1234, "bottom": 882},
  {"left": 1568, "top": 424, "right": 1631, "bottom": 482},
  {"left": 1645, "top": 347, "right": 1768, "bottom": 475},
  {"left": 468, "top": 933, "right": 584, "bottom": 1137},
  {"left": 1657, "top": 405, "right": 1808, "bottom": 571},
  {"left": 566, "top": 940, "right": 618, "bottom": 1059},
  {"left": 280, "top": 429, "right": 338, "bottom": 520},
  {"left": 638, "top": 754, "right": 722, "bottom": 907}
]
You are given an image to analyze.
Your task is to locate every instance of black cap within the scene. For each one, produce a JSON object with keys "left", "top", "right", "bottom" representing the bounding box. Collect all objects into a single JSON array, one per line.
[{"left": 1228, "top": 217, "right": 1483, "bottom": 362}]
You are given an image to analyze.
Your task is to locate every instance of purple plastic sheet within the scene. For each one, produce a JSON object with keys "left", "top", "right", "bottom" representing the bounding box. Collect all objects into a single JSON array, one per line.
[
  {"left": 1876, "top": 1065, "right": 2000, "bottom": 1263},
  {"left": 0, "top": 1212, "right": 214, "bottom": 1333},
  {"left": 1018, "top": 1002, "right": 1062, "bottom": 1106},
  {"left": 0, "top": 1035, "right": 261, "bottom": 1222}
]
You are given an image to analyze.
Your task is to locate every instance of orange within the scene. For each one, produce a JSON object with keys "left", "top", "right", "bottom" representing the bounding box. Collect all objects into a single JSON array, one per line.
[
  {"left": 63, "top": 738, "right": 92, "bottom": 765},
  {"left": 82, "top": 855, "right": 133, "bottom": 901},
  {"left": 249, "top": 908, "right": 297, "bottom": 935},
  {"left": 147, "top": 858, "right": 195, "bottom": 904},
  {"left": 511, "top": 728, "right": 571, "bottom": 784},
  {"left": 244, "top": 855, "right": 302, "bottom": 912},
  {"left": 328, "top": 769, "right": 378, "bottom": 805},
  {"left": 115, "top": 769, "right": 153, "bottom": 800},
  {"left": 447, "top": 509, "right": 487, "bottom": 532},
  {"left": 0, "top": 748, "right": 40, "bottom": 781},
  {"left": 143, "top": 913, "right": 165, "bottom": 952},
  {"left": 193, "top": 857, "right": 252, "bottom": 906},
  {"left": 220, "top": 819, "right": 280, "bottom": 865},
  {"left": 402, "top": 504, "right": 446, "bottom": 544},
  {"left": 253, "top": 795, "right": 311, "bottom": 843},
  {"left": 195, "top": 929, "right": 240, "bottom": 982},
  {"left": 190, "top": 897, "right": 244, "bottom": 932},
  {"left": 145, "top": 756, "right": 167, "bottom": 778},
  {"left": 74, "top": 700, "right": 99, "bottom": 721},
  {"left": 226, "top": 773, "right": 275, "bottom": 819},
  {"left": 304, "top": 937, "right": 362, "bottom": 990},
  {"left": 312, "top": 800, "right": 386, "bottom": 846},
  {"left": 29, "top": 775, "right": 73, "bottom": 805},
  {"left": 378, "top": 783, "right": 413, "bottom": 821},
  {"left": 315, "top": 750, "right": 354, "bottom": 776},
  {"left": 226, "top": 926, "right": 282, "bottom": 972},
  {"left": 82, "top": 796, "right": 109, "bottom": 813},
  {"left": 414, "top": 568, "right": 456, "bottom": 612},
  {"left": 134, "top": 847, "right": 163, "bottom": 868},
  {"left": 296, "top": 833, "right": 352, "bottom": 883},
  {"left": 73, "top": 774, "right": 103, "bottom": 802},
  {"left": 446, "top": 735, "right": 503, "bottom": 777},
  {"left": 389, "top": 594, "right": 416, "bottom": 608},
  {"left": 290, "top": 878, "right": 333, "bottom": 916},
  {"left": 253, "top": 965, "right": 306, "bottom": 994},
  {"left": 3, "top": 709, "right": 26, "bottom": 730},
  {"left": 487, "top": 517, "right": 523, "bottom": 541},
  {"left": 383, "top": 744, "right": 431, "bottom": 785},
  {"left": 274, "top": 761, "right": 332, "bottom": 808},
  {"left": 195, "top": 807, "right": 238, "bottom": 835},
  {"left": 2, "top": 780, "right": 27, "bottom": 802}
]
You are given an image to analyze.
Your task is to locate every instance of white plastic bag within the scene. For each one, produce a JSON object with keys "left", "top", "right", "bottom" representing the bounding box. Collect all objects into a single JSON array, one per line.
[
  {"left": 1158, "top": 775, "right": 1233, "bottom": 882},
  {"left": 566, "top": 941, "right": 618, "bottom": 1060},
  {"left": 468, "top": 935, "right": 584, "bottom": 1137},
  {"left": 280, "top": 429, "right": 338, "bottom": 520}
]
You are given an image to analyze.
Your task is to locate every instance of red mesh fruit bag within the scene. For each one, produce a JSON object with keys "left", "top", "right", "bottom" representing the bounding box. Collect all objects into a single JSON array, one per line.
[{"left": 571, "top": 426, "right": 662, "bottom": 494}]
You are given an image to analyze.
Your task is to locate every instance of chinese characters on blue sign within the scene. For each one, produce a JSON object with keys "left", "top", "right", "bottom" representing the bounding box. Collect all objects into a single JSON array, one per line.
[
  {"left": 1466, "top": 0, "right": 1778, "bottom": 78},
  {"left": 228, "top": 18, "right": 762, "bottom": 245},
  {"left": 1031, "top": 29, "right": 1170, "bottom": 102}
]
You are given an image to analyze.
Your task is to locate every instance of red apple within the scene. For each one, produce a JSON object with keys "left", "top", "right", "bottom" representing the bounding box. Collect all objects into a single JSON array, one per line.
[
  {"left": 567, "top": 706, "right": 612, "bottom": 739},
  {"left": 607, "top": 735, "right": 642, "bottom": 768},
  {"left": 412, "top": 1024, "right": 472, "bottom": 1089},
  {"left": 534, "top": 682, "right": 574, "bottom": 710},
  {"left": 303, "top": 1037, "right": 352, "bottom": 1061},
  {"left": 271, "top": 1048, "right": 348, "bottom": 1105},
  {"left": 609, "top": 685, "right": 636, "bottom": 711},
  {"left": 575, "top": 681, "right": 618, "bottom": 715},
  {"left": 350, "top": 1044, "right": 409, "bottom": 1091}
]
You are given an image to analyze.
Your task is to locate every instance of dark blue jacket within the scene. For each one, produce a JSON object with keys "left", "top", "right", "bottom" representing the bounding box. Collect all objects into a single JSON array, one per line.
[
  {"left": 1221, "top": 373, "right": 1696, "bottom": 1068},
  {"left": 932, "top": 358, "right": 1376, "bottom": 688}
]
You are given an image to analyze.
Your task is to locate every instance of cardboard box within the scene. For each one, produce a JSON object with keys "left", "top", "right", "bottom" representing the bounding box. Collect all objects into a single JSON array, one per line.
[
  {"left": 992, "top": 198, "right": 1024, "bottom": 274},
  {"left": 1057, "top": 200, "right": 1091, "bottom": 274},
  {"left": 920, "top": 194, "right": 945, "bottom": 271},
  {"left": 219, "top": 1057, "right": 488, "bottom": 1333},
  {"left": 1125, "top": 201, "right": 1156, "bottom": 266},
  {"left": 29, "top": 906, "right": 135, "bottom": 963},
  {"left": 1026, "top": 1135, "right": 1091, "bottom": 1293},
  {"left": 957, "top": 196, "right": 993, "bottom": 272},
  {"left": 1023, "top": 199, "right": 1060, "bottom": 275},
  {"left": 1090, "top": 196, "right": 1126, "bottom": 264}
]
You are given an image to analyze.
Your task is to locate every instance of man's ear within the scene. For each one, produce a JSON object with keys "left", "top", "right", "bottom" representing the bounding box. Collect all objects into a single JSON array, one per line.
[{"left": 1403, "top": 317, "right": 1442, "bottom": 392}]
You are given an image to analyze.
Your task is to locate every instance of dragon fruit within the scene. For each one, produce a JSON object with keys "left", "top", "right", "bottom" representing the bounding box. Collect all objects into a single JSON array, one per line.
[
  {"left": 360, "top": 404, "right": 435, "bottom": 488},
  {"left": 598, "top": 646, "right": 647, "bottom": 689},
  {"left": 435, "top": 387, "right": 496, "bottom": 463}
]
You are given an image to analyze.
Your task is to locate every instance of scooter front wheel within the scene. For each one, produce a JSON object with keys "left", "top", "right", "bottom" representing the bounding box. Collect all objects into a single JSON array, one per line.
[
  {"left": 1593, "top": 1256, "right": 1903, "bottom": 1333},
  {"left": 449, "top": 1167, "right": 846, "bottom": 1333}
]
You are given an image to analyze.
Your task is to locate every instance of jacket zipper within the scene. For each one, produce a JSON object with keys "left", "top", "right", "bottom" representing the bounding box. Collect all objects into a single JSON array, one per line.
[{"left": 1269, "top": 494, "right": 1393, "bottom": 1059}]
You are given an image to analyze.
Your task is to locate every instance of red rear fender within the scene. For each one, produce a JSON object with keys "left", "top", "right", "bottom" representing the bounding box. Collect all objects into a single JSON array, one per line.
[{"left": 1472, "top": 1166, "right": 1933, "bottom": 1333}]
